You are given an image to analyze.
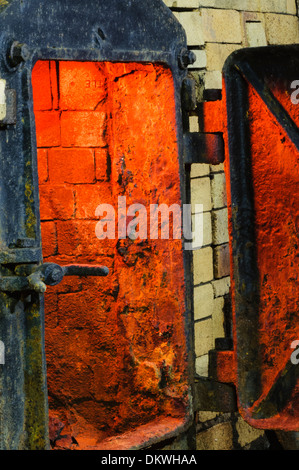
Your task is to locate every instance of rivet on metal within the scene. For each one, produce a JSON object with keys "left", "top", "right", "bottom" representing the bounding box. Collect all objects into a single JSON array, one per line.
[
  {"left": 178, "top": 48, "right": 196, "bottom": 70},
  {"left": 7, "top": 41, "right": 30, "bottom": 68}
]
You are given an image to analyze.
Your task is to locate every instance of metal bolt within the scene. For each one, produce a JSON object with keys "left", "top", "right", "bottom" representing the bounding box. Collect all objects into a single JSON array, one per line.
[
  {"left": 178, "top": 49, "right": 196, "bottom": 70},
  {"left": 42, "top": 263, "right": 64, "bottom": 286},
  {"left": 7, "top": 41, "right": 30, "bottom": 67}
]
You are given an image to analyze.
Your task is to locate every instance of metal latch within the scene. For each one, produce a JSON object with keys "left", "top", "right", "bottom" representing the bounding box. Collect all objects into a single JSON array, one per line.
[{"left": 0, "top": 263, "right": 109, "bottom": 293}]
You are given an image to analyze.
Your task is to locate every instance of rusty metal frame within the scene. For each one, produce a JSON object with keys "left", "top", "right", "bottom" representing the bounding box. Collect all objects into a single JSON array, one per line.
[
  {"left": 223, "top": 45, "right": 299, "bottom": 421},
  {"left": 0, "top": 0, "right": 198, "bottom": 450}
]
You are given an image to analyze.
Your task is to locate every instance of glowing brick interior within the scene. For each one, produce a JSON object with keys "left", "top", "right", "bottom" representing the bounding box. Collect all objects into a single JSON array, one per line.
[{"left": 32, "top": 60, "right": 189, "bottom": 449}]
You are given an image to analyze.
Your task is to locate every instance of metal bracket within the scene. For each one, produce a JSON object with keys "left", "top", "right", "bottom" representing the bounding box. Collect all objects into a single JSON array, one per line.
[
  {"left": 194, "top": 336, "right": 237, "bottom": 413},
  {"left": 181, "top": 77, "right": 197, "bottom": 112},
  {"left": 194, "top": 375, "right": 238, "bottom": 413},
  {"left": 183, "top": 132, "right": 225, "bottom": 165}
]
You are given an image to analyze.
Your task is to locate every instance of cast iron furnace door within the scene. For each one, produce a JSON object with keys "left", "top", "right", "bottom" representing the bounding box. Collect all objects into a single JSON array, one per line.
[{"left": 0, "top": 0, "right": 195, "bottom": 450}]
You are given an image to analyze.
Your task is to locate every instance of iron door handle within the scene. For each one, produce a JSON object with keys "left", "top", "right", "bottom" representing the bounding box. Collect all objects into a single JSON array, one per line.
[{"left": 27, "top": 263, "right": 109, "bottom": 293}]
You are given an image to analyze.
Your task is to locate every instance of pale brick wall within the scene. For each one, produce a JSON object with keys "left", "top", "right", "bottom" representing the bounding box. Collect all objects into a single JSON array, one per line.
[{"left": 163, "top": 0, "right": 299, "bottom": 450}]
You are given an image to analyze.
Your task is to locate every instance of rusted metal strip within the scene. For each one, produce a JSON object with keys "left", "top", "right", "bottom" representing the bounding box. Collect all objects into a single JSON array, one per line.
[{"left": 183, "top": 132, "right": 225, "bottom": 165}]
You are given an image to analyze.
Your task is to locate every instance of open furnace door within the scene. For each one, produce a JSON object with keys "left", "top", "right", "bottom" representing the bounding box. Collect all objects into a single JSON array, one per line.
[
  {"left": 223, "top": 45, "right": 299, "bottom": 431},
  {"left": 0, "top": 0, "right": 196, "bottom": 450}
]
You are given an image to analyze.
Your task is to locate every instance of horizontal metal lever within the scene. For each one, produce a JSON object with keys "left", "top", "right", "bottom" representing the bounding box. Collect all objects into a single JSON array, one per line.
[
  {"left": 28, "top": 263, "right": 109, "bottom": 292},
  {"left": 62, "top": 265, "right": 109, "bottom": 278},
  {"left": 0, "top": 263, "right": 109, "bottom": 293}
]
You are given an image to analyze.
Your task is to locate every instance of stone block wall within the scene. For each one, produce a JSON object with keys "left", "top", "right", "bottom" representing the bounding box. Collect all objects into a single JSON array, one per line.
[{"left": 163, "top": 0, "right": 299, "bottom": 450}]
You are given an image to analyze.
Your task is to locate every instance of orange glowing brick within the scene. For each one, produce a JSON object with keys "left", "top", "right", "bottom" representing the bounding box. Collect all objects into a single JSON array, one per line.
[
  {"left": 95, "top": 148, "right": 109, "bottom": 181},
  {"left": 61, "top": 111, "right": 107, "bottom": 147},
  {"left": 59, "top": 61, "right": 107, "bottom": 111},
  {"left": 40, "top": 221, "right": 57, "bottom": 258},
  {"left": 37, "top": 148, "right": 48, "bottom": 183},
  {"left": 39, "top": 185, "right": 75, "bottom": 220},
  {"left": 202, "top": 100, "right": 224, "bottom": 133},
  {"left": 74, "top": 183, "right": 112, "bottom": 219},
  {"left": 48, "top": 148, "right": 95, "bottom": 184},
  {"left": 35, "top": 111, "right": 61, "bottom": 147},
  {"left": 32, "top": 61, "right": 52, "bottom": 111}
]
